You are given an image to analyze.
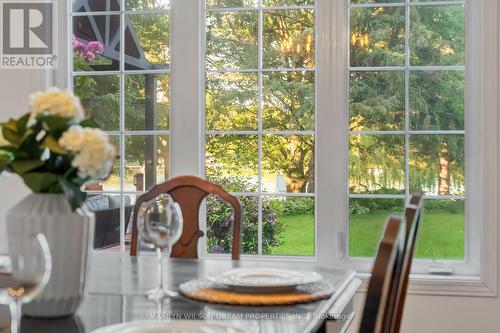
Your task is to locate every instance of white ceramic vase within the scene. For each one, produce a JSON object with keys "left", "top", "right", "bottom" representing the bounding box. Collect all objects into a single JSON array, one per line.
[{"left": 6, "top": 193, "right": 94, "bottom": 318}]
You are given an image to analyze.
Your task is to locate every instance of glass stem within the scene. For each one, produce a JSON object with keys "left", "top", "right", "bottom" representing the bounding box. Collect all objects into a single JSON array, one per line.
[
  {"left": 9, "top": 300, "right": 22, "bottom": 333},
  {"left": 157, "top": 247, "right": 164, "bottom": 291}
]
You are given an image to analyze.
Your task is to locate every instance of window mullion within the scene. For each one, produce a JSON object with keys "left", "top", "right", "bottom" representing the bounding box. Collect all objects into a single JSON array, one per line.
[
  {"left": 170, "top": 0, "right": 202, "bottom": 178},
  {"left": 316, "top": 0, "right": 348, "bottom": 264},
  {"left": 257, "top": 3, "right": 264, "bottom": 256}
]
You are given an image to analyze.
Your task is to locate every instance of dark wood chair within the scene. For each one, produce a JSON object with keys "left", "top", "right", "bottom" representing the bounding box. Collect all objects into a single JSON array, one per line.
[
  {"left": 390, "top": 193, "right": 424, "bottom": 333},
  {"left": 359, "top": 193, "right": 424, "bottom": 333},
  {"left": 359, "top": 216, "right": 406, "bottom": 333},
  {"left": 130, "top": 175, "right": 242, "bottom": 260}
]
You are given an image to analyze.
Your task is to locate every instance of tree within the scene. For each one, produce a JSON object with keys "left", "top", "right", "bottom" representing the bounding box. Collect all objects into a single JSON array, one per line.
[{"left": 349, "top": 5, "right": 465, "bottom": 195}]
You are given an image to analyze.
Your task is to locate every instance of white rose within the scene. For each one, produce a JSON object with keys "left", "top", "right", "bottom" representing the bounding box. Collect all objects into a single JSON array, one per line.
[
  {"left": 73, "top": 128, "right": 115, "bottom": 179},
  {"left": 30, "top": 88, "right": 84, "bottom": 121},
  {"left": 59, "top": 126, "right": 115, "bottom": 180},
  {"left": 58, "top": 125, "right": 85, "bottom": 152}
]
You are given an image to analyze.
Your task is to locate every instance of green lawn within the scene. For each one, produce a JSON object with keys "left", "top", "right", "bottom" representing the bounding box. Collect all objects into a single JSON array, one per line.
[
  {"left": 270, "top": 214, "right": 315, "bottom": 256},
  {"left": 271, "top": 210, "right": 464, "bottom": 259}
]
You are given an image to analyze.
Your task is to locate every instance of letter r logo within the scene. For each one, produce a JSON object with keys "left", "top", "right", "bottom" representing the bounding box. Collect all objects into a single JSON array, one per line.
[{"left": 2, "top": 1, "right": 53, "bottom": 54}]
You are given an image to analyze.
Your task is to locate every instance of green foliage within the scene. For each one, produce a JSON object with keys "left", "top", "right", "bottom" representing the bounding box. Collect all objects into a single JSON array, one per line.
[
  {"left": 72, "top": 4, "right": 465, "bottom": 199},
  {"left": 205, "top": 173, "right": 284, "bottom": 254},
  {"left": 271, "top": 197, "right": 314, "bottom": 216},
  {"left": 0, "top": 110, "right": 103, "bottom": 211}
]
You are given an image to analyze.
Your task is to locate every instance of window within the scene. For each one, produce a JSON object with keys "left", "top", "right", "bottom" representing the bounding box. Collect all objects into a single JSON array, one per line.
[
  {"left": 67, "top": 1, "right": 498, "bottom": 290},
  {"left": 347, "top": 1, "right": 466, "bottom": 261},
  {"left": 204, "top": 0, "right": 316, "bottom": 256},
  {"left": 71, "top": 0, "right": 171, "bottom": 249}
]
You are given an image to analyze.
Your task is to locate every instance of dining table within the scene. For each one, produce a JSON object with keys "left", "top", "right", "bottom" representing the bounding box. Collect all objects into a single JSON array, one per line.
[{"left": 1, "top": 252, "right": 361, "bottom": 333}]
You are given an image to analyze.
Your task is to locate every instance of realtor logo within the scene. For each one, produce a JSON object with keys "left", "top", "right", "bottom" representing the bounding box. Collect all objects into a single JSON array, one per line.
[{"left": 0, "top": 0, "right": 58, "bottom": 69}]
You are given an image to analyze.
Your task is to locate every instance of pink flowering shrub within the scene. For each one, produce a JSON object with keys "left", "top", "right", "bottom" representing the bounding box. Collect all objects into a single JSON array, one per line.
[{"left": 73, "top": 36, "right": 104, "bottom": 62}]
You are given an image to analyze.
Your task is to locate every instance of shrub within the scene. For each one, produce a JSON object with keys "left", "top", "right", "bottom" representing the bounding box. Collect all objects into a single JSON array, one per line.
[
  {"left": 270, "top": 197, "right": 314, "bottom": 216},
  {"left": 205, "top": 171, "right": 284, "bottom": 254}
]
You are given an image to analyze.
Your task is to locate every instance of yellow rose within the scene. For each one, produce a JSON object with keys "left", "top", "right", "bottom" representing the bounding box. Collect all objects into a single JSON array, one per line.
[{"left": 30, "top": 88, "right": 84, "bottom": 121}]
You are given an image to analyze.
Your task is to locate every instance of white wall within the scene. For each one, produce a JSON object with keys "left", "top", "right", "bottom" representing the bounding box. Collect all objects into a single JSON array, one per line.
[
  {"left": 349, "top": 290, "right": 500, "bottom": 333},
  {"left": 0, "top": 70, "right": 47, "bottom": 253}
]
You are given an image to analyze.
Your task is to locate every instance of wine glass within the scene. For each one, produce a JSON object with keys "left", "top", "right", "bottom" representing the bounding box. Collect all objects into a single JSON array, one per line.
[
  {"left": 0, "top": 233, "right": 52, "bottom": 333},
  {"left": 137, "top": 197, "right": 183, "bottom": 301}
]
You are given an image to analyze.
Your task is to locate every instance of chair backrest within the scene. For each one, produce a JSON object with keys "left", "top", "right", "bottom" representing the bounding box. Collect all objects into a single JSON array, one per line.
[
  {"left": 390, "top": 193, "right": 424, "bottom": 333},
  {"left": 359, "top": 216, "right": 406, "bottom": 333},
  {"left": 130, "top": 176, "right": 242, "bottom": 260}
]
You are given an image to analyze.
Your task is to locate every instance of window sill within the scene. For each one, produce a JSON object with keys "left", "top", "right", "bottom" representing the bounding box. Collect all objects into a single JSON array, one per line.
[{"left": 356, "top": 272, "right": 497, "bottom": 297}]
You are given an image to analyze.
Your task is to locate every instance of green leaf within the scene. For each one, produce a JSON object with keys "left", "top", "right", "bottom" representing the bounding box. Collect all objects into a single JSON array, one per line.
[
  {"left": 41, "top": 116, "right": 71, "bottom": 131},
  {"left": 2, "top": 127, "right": 19, "bottom": 145},
  {"left": 21, "top": 172, "right": 59, "bottom": 193},
  {"left": 16, "top": 113, "right": 30, "bottom": 132},
  {"left": 11, "top": 159, "right": 44, "bottom": 174},
  {"left": 80, "top": 118, "right": 98, "bottom": 128},
  {"left": 58, "top": 177, "right": 87, "bottom": 211},
  {"left": 42, "top": 136, "right": 66, "bottom": 155},
  {"left": 1, "top": 118, "right": 17, "bottom": 132},
  {"left": 0, "top": 150, "right": 14, "bottom": 171}
]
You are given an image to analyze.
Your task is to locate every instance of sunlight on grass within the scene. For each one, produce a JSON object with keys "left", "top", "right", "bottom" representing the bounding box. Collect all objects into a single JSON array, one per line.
[
  {"left": 271, "top": 214, "right": 314, "bottom": 256},
  {"left": 349, "top": 209, "right": 464, "bottom": 259}
]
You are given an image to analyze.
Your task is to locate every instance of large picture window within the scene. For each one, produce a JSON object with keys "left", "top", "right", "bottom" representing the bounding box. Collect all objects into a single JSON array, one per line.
[
  {"left": 348, "top": 0, "right": 465, "bottom": 260},
  {"left": 204, "top": 0, "right": 316, "bottom": 256},
  {"left": 67, "top": 1, "right": 490, "bottom": 282},
  {"left": 71, "top": 0, "right": 171, "bottom": 249}
]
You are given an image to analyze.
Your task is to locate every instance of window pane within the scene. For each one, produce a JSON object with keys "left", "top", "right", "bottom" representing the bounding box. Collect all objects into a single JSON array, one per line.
[
  {"left": 73, "top": 1, "right": 120, "bottom": 12},
  {"left": 349, "top": 135, "right": 405, "bottom": 194},
  {"left": 126, "top": 0, "right": 170, "bottom": 10},
  {"left": 206, "top": 72, "right": 258, "bottom": 131},
  {"left": 206, "top": 0, "right": 258, "bottom": 8},
  {"left": 263, "top": 71, "right": 315, "bottom": 131},
  {"left": 350, "top": 7, "right": 405, "bottom": 67},
  {"left": 206, "top": 195, "right": 259, "bottom": 255},
  {"left": 74, "top": 75, "right": 120, "bottom": 131},
  {"left": 349, "top": 198, "right": 404, "bottom": 257},
  {"left": 415, "top": 199, "right": 464, "bottom": 259},
  {"left": 126, "top": 14, "right": 170, "bottom": 70},
  {"left": 264, "top": 0, "right": 314, "bottom": 5},
  {"left": 73, "top": 15, "right": 120, "bottom": 71},
  {"left": 262, "top": 135, "right": 315, "bottom": 194},
  {"left": 410, "top": 5, "right": 465, "bottom": 66},
  {"left": 263, "top": 9, "right": 315, "bottom": 69},
  {"left": 264, "top": 197, "right": 314, "bottom": 256},
  {"left": 409, "top": 135, "right": 464, "bottom": 196},
  {"left": 350, "top": 71, "right": 404, "bottom": 131},
  {"left": 124, "top": 135, "right": 169, "bottom": 191},
  {"left": 409, "top": 71, "right": 464, "bottom": 131},
  {"left": 206, "top": 12, "right": 258, "bottom": 70},
  {"left": 206, "top": 135, "right": 258, "bottom": 192},
  {"left": 125, "top": 74, "right": 170, "bottom": 131}
]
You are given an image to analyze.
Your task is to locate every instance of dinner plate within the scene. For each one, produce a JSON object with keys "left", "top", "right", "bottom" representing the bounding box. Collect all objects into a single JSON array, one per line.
[
  {"left": 90, "top": 320, "right": 246, "bottom": 333},
  {"left": 206, "top": 268, "right": 323, "bottom": 293}
]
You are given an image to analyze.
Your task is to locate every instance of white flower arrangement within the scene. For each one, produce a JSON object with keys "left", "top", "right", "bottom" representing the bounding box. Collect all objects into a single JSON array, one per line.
[
  {"left": 59, "top": 126, "right": 115, "bottom": 179},
  {"left": 0, "top": 88, "right": 116, "bottom": 210},
  {"left": 29, "top": 88, "right": 84, "bottom": 121}
]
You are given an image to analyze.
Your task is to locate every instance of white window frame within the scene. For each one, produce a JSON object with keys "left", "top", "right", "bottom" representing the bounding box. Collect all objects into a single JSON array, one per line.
[
  {"left": 65, "top": 0, "right": 172, "bottom": 253},
  {"left": 347, "top": 1, "right": 467, "bottom": 272},
  {"left": 201, "top": 1, "right": 317, "bottom": 258},
  {"left": 315, "top": 0, "right": 497, "bottom": 296},
  {"left": 56, "top": 0, "right": 498, "bottom": 296}
]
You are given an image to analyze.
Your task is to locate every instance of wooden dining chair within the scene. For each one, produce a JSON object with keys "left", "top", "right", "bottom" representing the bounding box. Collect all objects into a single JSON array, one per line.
[
  {"left": 390, "top": 193, "right": 424, "bottom": 333},
  {"left": 359, "top": 216, "right": 406, "bottom": 333},
  {"left": 130, "top": 175, "right": 242, "bottom": 260}
]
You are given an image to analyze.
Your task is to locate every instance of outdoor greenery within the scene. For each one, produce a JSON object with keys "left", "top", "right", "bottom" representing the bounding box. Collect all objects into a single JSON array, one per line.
[{"left": 72, "top": 1, "right": 466, "bottom": 258}]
